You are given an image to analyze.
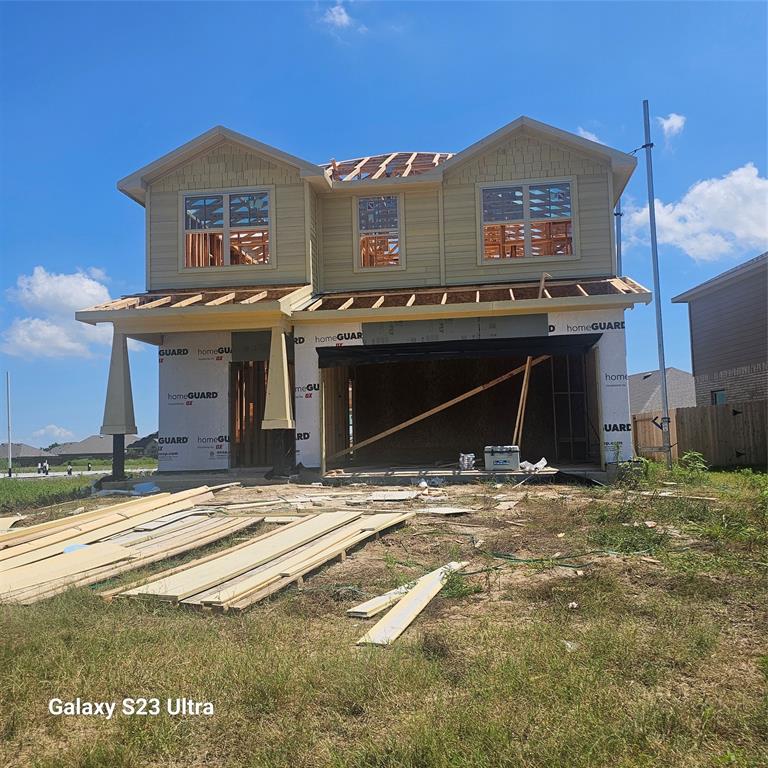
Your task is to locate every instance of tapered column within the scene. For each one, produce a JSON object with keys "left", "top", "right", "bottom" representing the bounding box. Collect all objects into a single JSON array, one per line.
[
  {"left": 262, "top": 327, "right": 295, "bottom": 477},
  {"left": 101, "top": 330, "right": 137, "bottom": 481},
  {"left": 261, "top": 327, "right": 295, "bottom": 431}
]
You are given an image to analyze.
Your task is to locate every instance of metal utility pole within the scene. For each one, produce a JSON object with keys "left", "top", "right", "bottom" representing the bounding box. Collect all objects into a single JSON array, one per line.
[
  {"left": 614, "top": 197, "right": 623, "bottom": 275},
  {"left": 642, "top": 99, "right": 672, "bottom": 468},
  {"left": 5, "top": 372, "right": 12, "bottom": 477}
]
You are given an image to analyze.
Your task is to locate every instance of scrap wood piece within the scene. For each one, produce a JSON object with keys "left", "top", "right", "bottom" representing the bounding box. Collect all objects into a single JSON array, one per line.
[
  {"left": 347, "top": 582, "right": 416, "bottom": 618},
  {"left": 0, "top": 516, "right": 25, "bottom": 531},
  {"left": 370, "top": 491, "right": 418, "bottom": 502},
  {"left": 356, "top": 561, "right": 468, "bottom": 646},
  {"left": 122, "top": 512, "right": 361, "bottom": 601},
  {"left": 416, "top": 507, "right": 472, "bottom": 516},
  {"left": 332, "top": 355, "right": 550, "bottom": 460}
]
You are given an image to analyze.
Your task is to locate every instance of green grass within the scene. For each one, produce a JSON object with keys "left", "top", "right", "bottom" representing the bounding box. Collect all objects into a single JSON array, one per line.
[
  {"left": 0, "top": 476, "right": 96, "bottom": 513},
  {"left": 0, "top": 468, "right": 766, "bottom": 767}
]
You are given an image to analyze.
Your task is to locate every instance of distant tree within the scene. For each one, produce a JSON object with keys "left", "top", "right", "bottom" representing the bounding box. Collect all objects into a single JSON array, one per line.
[{"left": 45, "top": 442, "right": 61, "bottom": 451}]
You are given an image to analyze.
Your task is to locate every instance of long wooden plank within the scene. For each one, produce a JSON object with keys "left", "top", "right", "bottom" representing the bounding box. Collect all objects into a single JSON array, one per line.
[
  {"left": 101, "top": 518, "right": 274, "bottom": 601},
  {"left": 356, "top": 562, "right": 467, "bottom": 646},
  {"left": 332, "top": 356, "right": 549, "bottom": 459},
  {"left": 14, "top": 517, "right": 263, "bottom": 605},
  {"left": 208, "top": 513, "right": 415, "bottom": 612},
  {"left": 199, "top": 513, "right": 401, "bottom": 606},
  {"left": 0, "top": 493, "right": 174, "bottom": 548},
  {"left": 123, "top": 512, "right": 361, "bottom": 601},
  {"left": 0, "top": 492, "right": 214, "bottom": 571},
  {"left": 0, "top": 543, "right": 136, "bottom": 596}
]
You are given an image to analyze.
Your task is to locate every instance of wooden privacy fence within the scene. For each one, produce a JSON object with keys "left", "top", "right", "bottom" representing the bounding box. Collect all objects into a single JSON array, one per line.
[{"left": 633, "top": 400, "right": 767, "bottom": 468}]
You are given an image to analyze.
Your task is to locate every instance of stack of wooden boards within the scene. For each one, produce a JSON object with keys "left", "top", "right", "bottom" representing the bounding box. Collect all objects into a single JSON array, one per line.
[
  {"left": 350, "top": 561, "right": 468, "bottom": 646},
  {"left": 107, "top": 510, "right": 414, "bottom": 612},
  {"left": 0, "top": 485, "right": 262, "bottom": 605}
]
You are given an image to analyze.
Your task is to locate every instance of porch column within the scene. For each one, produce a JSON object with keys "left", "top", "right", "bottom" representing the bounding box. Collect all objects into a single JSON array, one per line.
[
  {"left": 100, "top": 330, "right": 137, "bottom": 480},
  {"left": 262, "top": 326, "right": 295, "bottom": 476}
]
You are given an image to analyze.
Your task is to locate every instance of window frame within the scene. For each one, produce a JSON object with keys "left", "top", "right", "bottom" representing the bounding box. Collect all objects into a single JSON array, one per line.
[
  {"left": 352, "top": 193, "right": 407, "bottom": 273},
  {"left": 178, "top": 185, "right": 277, "bottom": 272},
  {"left": 475, "top": 177, "right": 580, "bottom": 266},
  {"left": 710, "top": 389, "right": 726, "bottom": 405}
]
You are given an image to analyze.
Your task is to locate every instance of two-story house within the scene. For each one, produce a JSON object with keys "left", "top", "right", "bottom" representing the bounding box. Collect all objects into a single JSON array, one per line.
[{"left": 76, "top": 117, "right": 651, "bottom": 477}]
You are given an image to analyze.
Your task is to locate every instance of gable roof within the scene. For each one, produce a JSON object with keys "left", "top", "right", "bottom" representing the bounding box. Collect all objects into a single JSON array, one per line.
[
  {"left": 0, "top": 443, "right": 55, "bottom": 459},
  {"left": 672, "top": 252, "right": 768, "bottom": 303},
  {"left": 51, "top": 434, "right": 139, "bottom": 456},
  {"left": 118, "top": 117, "right": 637, "bottom": 203},
  {"left": 117, "top": 126, "right": 328, "bottom": 204},
  {"left": 628, "top": 367, "right": 696, "bottom": 414},
  {"left": 423, "top": 116, "right": 636, "bottom": 201}
]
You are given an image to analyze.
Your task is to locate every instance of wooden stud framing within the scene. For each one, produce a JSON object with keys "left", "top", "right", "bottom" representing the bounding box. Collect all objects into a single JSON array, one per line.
[
  {"left": 138, "top": 295, "right": 172, "bottom": 309},
  {"left": 371, "top": 152, "right": 398, "bottom": 180},
  {"left": 240, "top": 291, "right": 268, "bottom": 304},
  {"left": 332, "top": 356, "right": 550, "bottom": 459},
  {"left": 171, "top": 294, "right": 204, "bottom": 308},
  {"left": 343, "top": 156, "right": 370, "bottom": 182},
  {"left": 205, "top": 292, "right": 236, "bottom": 306}
]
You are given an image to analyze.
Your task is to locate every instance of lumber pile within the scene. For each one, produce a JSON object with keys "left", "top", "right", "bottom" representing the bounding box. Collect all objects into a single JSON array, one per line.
[
  {"left": 109, "top": 510, "right": 413, "bottom": 612},
  {"left": 0, "top": 486, "right": 261, "bottom": 605}
]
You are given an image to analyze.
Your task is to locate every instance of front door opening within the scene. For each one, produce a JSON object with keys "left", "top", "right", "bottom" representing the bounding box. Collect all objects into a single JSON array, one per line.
[{"left": 230, "top": 360, "right": 271, "bottom": 468}]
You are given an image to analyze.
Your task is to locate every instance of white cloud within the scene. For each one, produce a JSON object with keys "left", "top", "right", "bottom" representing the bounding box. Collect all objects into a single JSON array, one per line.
[
  {"left": 625, "top": 163, "right": 768, "bottom": 261},
  {"left": 323, "top": 2, "right": 352, "bottom": 28},
  {"left": 656, "top": 113, "right": 686, "bottom": 141},
  {"left": 1, "top": 266, "right": 114, "bottom": 358},
  {"left": 577, "top": 127, "right": 605, "bottom": 144},
  {"left": 32, "top": 424, "right": 74, "bottom": 441}
]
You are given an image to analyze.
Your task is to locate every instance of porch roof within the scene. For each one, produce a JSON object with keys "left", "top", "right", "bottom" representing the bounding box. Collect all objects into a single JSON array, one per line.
[
  {"left": 292, "top": 276, "right": 651, "bottom": 323},
  {"left": 75, "top": 284, "right": 312, "bottom": 336}
]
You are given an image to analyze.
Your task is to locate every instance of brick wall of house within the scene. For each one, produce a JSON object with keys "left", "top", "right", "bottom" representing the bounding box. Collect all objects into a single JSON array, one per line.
[{"left": 694, "top": 362, "right": 768, "bottom": 406}]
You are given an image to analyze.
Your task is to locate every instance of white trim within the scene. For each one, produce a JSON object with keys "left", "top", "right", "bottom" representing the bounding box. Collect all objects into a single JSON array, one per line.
[
  {"left": 144, "top": 185, "right": 151, "bottom": 291},
  {"left": 475, "top": 177, "right": 581, "bottom": 266},
  {"left": 352, "top": 193, "right": 407, "bottom": 273},
  {"left": 118, "top": 125, "right": 327, "bottom": 204},
  {"left": 177, "top": 185, "right": 277, "bottom": 273}
]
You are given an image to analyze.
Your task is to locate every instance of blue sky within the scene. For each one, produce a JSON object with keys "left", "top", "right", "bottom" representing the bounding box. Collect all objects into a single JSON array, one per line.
[{"left": 1, "top": 1, "right": 766, "bottom": 447}]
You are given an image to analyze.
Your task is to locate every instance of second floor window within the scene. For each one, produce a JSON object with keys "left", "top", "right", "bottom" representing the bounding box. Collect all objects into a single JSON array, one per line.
[
  {"left": 357, "top": 195, "right": 401, "bottom": 268},
  {"left": 184, "top": 191, "right": 270, "bottom": 268},
  {"left": 481, "top": 181, "right": 573, "bottom": 261}
]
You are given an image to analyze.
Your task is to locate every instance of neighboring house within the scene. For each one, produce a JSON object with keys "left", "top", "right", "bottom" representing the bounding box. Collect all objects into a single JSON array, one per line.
[
  {"left": 76, "top": 117, "right": 652, "bottom": 475},
  {"left": 628, "top": 367, "right": 696, "bottom": 415},
  {"left": 0, "top": 443, "right": 55, "bottom": 467},
  {"left": 52, "top": 434, "right": 139, "bottom": 459},
  {"left": 127, "top": 432, "right": 158, "bottom": 458},
  {"left": 673, "top": 253, "right": 767, "bottom": 406}
]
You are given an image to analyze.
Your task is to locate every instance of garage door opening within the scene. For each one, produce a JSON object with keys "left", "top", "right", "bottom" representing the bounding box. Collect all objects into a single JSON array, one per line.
[{"left": 321, "top": 338, "right": 601, "bottom": 470}]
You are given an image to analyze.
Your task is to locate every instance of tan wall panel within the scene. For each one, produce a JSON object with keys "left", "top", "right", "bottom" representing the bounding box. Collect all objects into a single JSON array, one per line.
[
  {"left": 443, "top": 132, "right": 614, "bottom": 284},
  {"left": 147, "top": 141, "right": 307, "bottom": 289},
  {"left": 320, "top": 189, "right": 442, "bottom": 291}
]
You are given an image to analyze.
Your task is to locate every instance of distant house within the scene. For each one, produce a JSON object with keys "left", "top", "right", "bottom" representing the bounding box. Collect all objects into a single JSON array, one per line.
[
  {"left": 51, "top": 434, "right": 139, "bottom": 458},
  {"left": 127, "top": 432, "right": 158, "bottom": 458},
  {"left": 673, "top": 253, "right": 768, "bottom": 406},
  {"left": 628, "top": 367, "right": 696, "bottom": 415},
  {"left": 0, "top": 443, "right": 55, "bottom": 466}
]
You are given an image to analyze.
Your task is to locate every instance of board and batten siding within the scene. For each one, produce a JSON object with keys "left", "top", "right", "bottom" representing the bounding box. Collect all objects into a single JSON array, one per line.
[
  {"left": 320, "top": 188, "right": 442, "bottom": 292},
  {"left": 688, "top": 271, "right": 768, "bottom": 376},
  {"left": 147, "top": 141, "right": 308, "bottom": 290},
  {"left": 442, "top": 132, "right": 615, "bottom": 284}
]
